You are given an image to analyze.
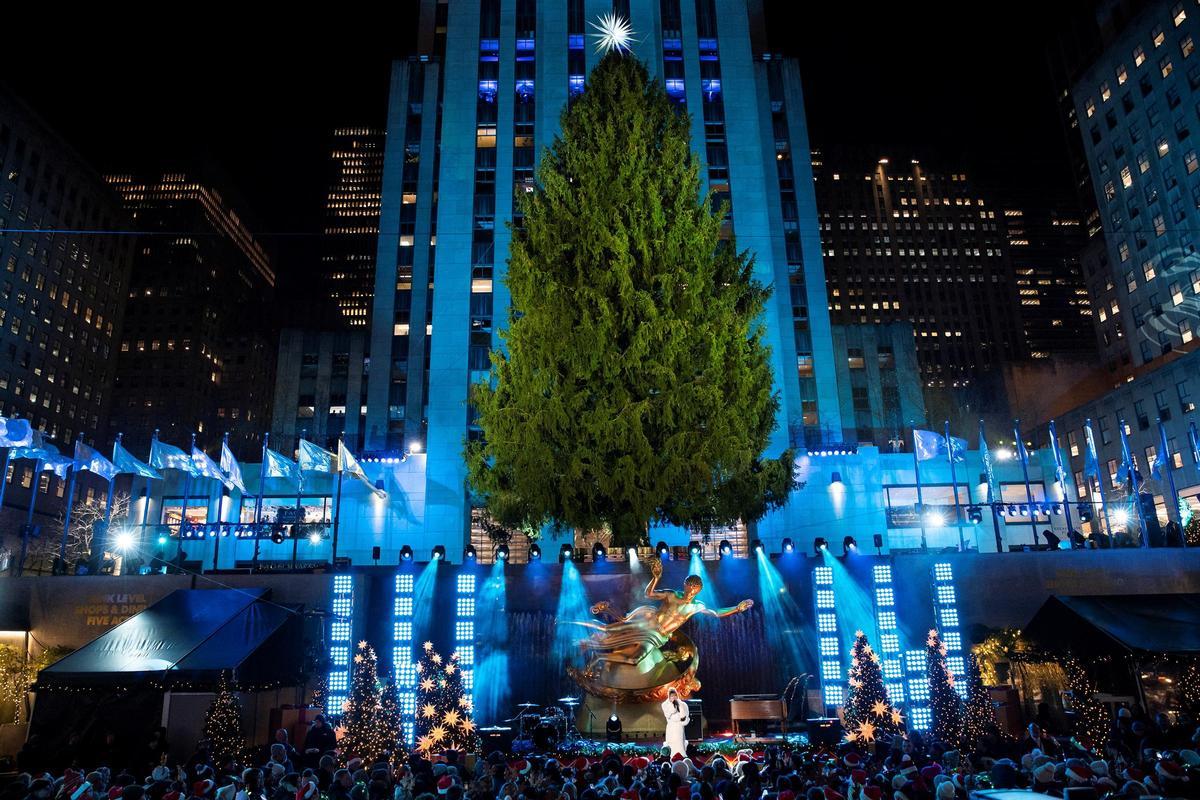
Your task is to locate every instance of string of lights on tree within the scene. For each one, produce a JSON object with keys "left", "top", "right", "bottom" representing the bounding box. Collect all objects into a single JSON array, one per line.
[
  {"left": 203, "top": 671, "right": 245, "bottom": 766},
  {"left": 926, "top": 628, "right": 964, "bottom": 747},
  {"left": 1063, "top": 655, "right": 1109, "bottom": 749},
  {"left": 413, "top": 642, "right": 479, "bottom": 755},
  {"left": 960, "top": 652, "right": 996, "bottom": 749},
  {"left": 843, "top": 631, "right": 904, "bottom": 744},
  {"left": 379, "top": 673, "right": 403, "bottom": 761},
  {"left": 336, "top": 641, "right": 389, "bottom": 764}
]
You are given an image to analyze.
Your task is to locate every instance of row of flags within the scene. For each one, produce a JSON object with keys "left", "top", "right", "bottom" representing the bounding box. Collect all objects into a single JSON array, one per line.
[{"left": 0, "top": 415, "right": 382, "bottom": 497}]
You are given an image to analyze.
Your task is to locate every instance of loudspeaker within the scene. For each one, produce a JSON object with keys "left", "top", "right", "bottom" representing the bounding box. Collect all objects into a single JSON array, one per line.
[
  {"left": 479, "top": 726, "right": 515, "bottom": 756},
  {"left": 372, "top": 546, "right": 382, "bottom": 561},
  {"left": 684, "top": 699, "right": 703, "bottom": 741},
  {"left": 807, "top": 716, "right": 843, "bottom": 746}
]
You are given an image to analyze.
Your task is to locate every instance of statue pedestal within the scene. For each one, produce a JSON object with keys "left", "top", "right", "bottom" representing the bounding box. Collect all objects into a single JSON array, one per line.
[{"left": 576, "top": 694, "right": 706, "bottom": 744}]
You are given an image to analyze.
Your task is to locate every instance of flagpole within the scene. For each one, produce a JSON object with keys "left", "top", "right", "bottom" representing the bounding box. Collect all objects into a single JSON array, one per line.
[
  {"left": 59, "top": 437, "right": 82, "bottom": 568},
  {"left": 1158, "top": 418, "right": 1183, "bottom": 547},
  {"left": 178, "top": 434, "right": 195, "bottom": 570},
  {"left": 1085, "top": 418, "right": 1113, "bottom": 548},
  {"left": 104, "top": 435, "right": 121, "bottom": 528},
  {"left": 1049, "top": 420, "right": 1075, "bottom": 542},
  {"left": 293, "top": 429, "right": 306, "bottom": 572},
  {"left": 16, "top": 458, "right": 41, "bottom": 577},
  {"left": 1013, "top": 421, "right": 1037, "bottom": 547},
  {"left": 1119, "top": 418, "right": 1150, "bottom": 548},
  {"left": 945, "top": 420, "right": 965, "bottom": 552},
  {"left": 980, "top": 420, "right": 1004, "bottom": 552},
  {"left": 252, "top": 432, "right": 268, "bottom": 571},
  {"left": 143, "top": 430, "right": 158, "bottom": 539},
  {"left": 0, "top": 414, "right": 20, "bottom": 514},
  {"left": 332, "top": 432, "right": 345, "bottom": 565},
  {"left": 912, "top": 442, "right": 927, "bottom": 553}
]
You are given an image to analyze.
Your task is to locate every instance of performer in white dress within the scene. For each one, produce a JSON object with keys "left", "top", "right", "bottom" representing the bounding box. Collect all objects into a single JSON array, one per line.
[{"left": 661, "top": 688, "right": 690, "bottom": 756}]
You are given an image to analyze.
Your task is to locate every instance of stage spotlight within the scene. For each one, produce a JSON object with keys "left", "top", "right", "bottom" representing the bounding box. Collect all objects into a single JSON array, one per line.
[
  {"left": 113, "top": 530, "right": 135, "bottom": 551},
  {"left": 718, "top": 539, "right": 733, "bottom": 558},
  {"left": 829, "top": 471, "right": 843, "bottom": 485},
  {"left": 1111, "top": 508, "right": 1131, "bottom": 528},
  {"left": 626, "top": 547, "right": 637, "bottom": 561},
  {"left": 924, "top": 510, "right": 946, "bottom": 528},
  {"left": 606, "top": 713, "right": 623, "bottom": 743},
  {"left": 432, "top": 545, "right": 446, "bottom": 560},
  {"left": 967, "top": 506, "right": 983, "bottom": 523},
  {"left": 656, "top": 540, "right": 670, "bottom": 558},
  {"left": 750, "top": 539, "right": 764, "bottom": 554},
  {"left": 464, "top": 544, "right": 477, "bottom": 560},
  {"left": 529, "top": 543, "right": 542, "bottom": 560},
  {"left": 308, "top": 531, "right": 323, "bottom": 546},
  {"left": 1042, "top": 529, "right": 1062, "bottom": 549},
  {"left": 270, "top": 529, "right": 286, "bottom": 545},
  {"left": 842, "top": 536, "right": 857, "bottom": 555},
  {"left": 496, "top": 543, "right": 510, "bottom": 561},
  {"left": 781, "top": 537, "right": 794, "bottom": 554},
  {"left": 157, "top": 535, "right": 167, "bottom": 546},
  {"left": 1077, "top": 503, "right": 1094, "bottom": 523},
  {"left": 559, "top": 543, "right": 574, "bottom": 562},
  {"left": 592, "top": 541, "right": 607, "bottom": 561},
  {"left": 687, "top": 541, "right": 702, "bottom": 557},
  {"left": 399, "top": 545, "right": 414, "bottom": 561},
  {"left": 813, "top": 537, "right": 828, "bottom": 554}
]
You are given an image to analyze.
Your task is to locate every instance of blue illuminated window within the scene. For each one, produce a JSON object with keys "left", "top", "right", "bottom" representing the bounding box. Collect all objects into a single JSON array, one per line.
[
  {"left": 480, "top": 38, "right": 499, "bottom": 52},
  {"left": 663, "top": 37, "right": 682, "bottom": 49},
  {"left": 516, "top": 38, "right": 535, "bottom": 51},
  {"left": 515, "top": 79, "right": 535, "bottom": 97},
  {"left": 569, "top": 75, "right": 586, "bottom": 96},
  {"left": 568, "top": 34, "right": 584, "bottom": 49},
  {"left": 701, "top": 78, "right": 722, "bottom": 97}
]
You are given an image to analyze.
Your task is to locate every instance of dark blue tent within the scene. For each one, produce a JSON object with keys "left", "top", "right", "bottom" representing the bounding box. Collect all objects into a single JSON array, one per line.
[{"left": 38, "top": 588, "right": 303, "bottom": 688}]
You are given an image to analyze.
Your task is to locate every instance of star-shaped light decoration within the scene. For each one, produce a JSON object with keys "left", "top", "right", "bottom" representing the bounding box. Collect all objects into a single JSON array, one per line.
[
  {"left": 927, "top": 629, "right": 939, "bottom": 647},
  {"left": 588, "top": 12, "right": 634, "bottom": 54},
  {"left": 460, "top": 718, "right": 475, "bottom": 733},
  {"left": 451, "top": 651, "right": 460, "bottom": 662},
  {"left": 871, "top": 700, "right": 888, "bottom": 717},
  {"left": 432, "top": 653, "right": 443, "bottom": 665},
  {"left": 858, "top": 721, "right": 877, "bottom": 742},
  {"left": 421, "top": 703, "right": 438, "bottom": 719},
  {"left": 444, "top": 709, "right": 462, "bottom": 728},
  {"left": 430, "top": 724, "right": 448, "bottom": 743},
  {"left": 353, "top": 654, "right": 364, "bottom": 664},
  {"left": 843, "top": 729, "right": 859, "bottom": 743},
  {"left": 457, "top": 696, "right": 472, "bottom": 709},
  {"left": 423, "top": 641, "right": 434, "bottom": 652},
  {"left": 358, "top": 640, "right": 369, "bottom": 650},
  {"left": 445, "top": 663, "right": 457, "bottom": 675},
  {"left": 419, "top": 677, "right": 435, "bottom": 692},
  {"left": 416, "top": 735, "right": 434, "bottom": 753},
  {"left": 890, "top": 709, "right": 904, "bottom": 726}
]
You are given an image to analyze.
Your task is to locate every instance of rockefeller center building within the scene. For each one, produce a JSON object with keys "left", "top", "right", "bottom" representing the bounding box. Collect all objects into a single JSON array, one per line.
[{"left": 363, "top": 0, "right": 845, "bottom": 555}]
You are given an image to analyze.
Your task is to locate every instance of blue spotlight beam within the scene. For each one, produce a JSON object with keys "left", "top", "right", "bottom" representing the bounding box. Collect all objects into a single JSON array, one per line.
[
  {"left": 393, "top": 572, "right": 416, "bottom": 745},
  {"left": 553, "top": 560, "right": 593, "bottom": 667},
  {"left": 474, "top": 560, "right": 510, "bottom": 724},
  {"left": 687, "top": 551, "right": 723, "bottom": 619},
  {"left": 754, "top": 548, "right": 810, "bottom": 679},
  {"left": 327, "top": 574, "right": 355, "bottom": 716}
]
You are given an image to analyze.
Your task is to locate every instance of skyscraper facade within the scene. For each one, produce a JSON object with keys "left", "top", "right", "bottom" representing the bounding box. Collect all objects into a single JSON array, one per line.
[
  {"left": 106, "top": 172, "right": 277, "bottom": 458},
  {"left": 323, "top": 128, "right": 385, "bottom": 329},
  {"left": 1072, "top": 0, "right": 1200, "bottom": 374},
  {"left": 365, "top": 0, "right": 844, "bottom": 555},
  {"left": 0, "top": 86, "right": 134, "bottom": 447},
  {"left": 813, "top": 153, "right": 1028, "bottom": 388}
]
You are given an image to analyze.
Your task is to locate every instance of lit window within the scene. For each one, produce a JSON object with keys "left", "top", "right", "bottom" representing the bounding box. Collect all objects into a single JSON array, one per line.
[
  {"left": 1135, "top": 45, "right": 1147, "bottom": 66},
  {"left": 1144, "top": 260, "right": 1157, "bottom": 281},
  {"left": 1121, "top": 165, "right": 1134, "bottom": 188},
  {"left": 1086, "top": 99, "right": 1096, "bottom": 118},
  {"left": 1161, "top": 56, "right": 1174, "bottom": 77},
  {"left": 1182, "top": 318, "right": 1195, "bottom": 343},
  {"left": 1158, "top": 137, "right": 1171, "bottom": 157},
  {"left": 1154, "top": 214, "right": 1167, "bottom": 236},
  {"left": 1154, "top": 26, "right": 1166, "bottom": 48},
  {"left": 1101, "top": 82, "right": 1112, "bottom": 102},
  {"left": 1174, "top": 4, "right": 1186, "bottom": 27},
  {"left": 1117, "top": 64, "right": 1129, "bottom": 84},
  {"left": 1185, "top": 35, "right": 1196, "bottom": 59}
]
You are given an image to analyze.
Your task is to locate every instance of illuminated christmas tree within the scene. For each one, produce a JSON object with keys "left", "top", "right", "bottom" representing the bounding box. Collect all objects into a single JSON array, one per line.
[
  {"left": 960, "top": 653, "right": 995, "bottom": 749},
  {"left": 926, "top": 629, "right": 963, "bottom": 747},
  {"left": 379, "top": 674, "right": 403, "bottom": 758},
  {"left": 203, "top": 671, "right": 244, "bottom": 765},
  {"left": 1064, "top": 656, "right": 1108, "bottom": 749},
  {"left": 1181, "top": 660, "right": 1200, "bottom": 711},
  {"left": 843, "top": 631, "right": 903, "bottom": 744},
  {"left": 337, "top": 641, "right": 388, "bottom": 764},
  {"left": 413, "top": 641, "right": 479, "bottom": 755}
]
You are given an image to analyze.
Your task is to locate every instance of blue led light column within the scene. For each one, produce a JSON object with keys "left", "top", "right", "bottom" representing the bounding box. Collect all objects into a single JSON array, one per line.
[
  {"left": 931, "top": 561, "right": 966, "bottom": 698},
  {"left": 327, "top": 574, "right": 355, "bottom": 716},
  {"left": 813, "top": 565, "right": 845, "bottom": 709},
  {"left": 871, "top": 563, "right": 905, "bottom": 703},
  {"left": 456, "top": 572, "right": 477, "bottom": 693},
  {"left": 394, "top": 573, "right": 416, "bottom": 745},
  {"left": 905, "top": 648, "right": 931, "bottom": 731}
]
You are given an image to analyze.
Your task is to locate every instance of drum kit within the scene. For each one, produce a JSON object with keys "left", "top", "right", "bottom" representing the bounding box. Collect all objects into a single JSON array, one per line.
[{"left": 499, "top": 696, "right": 582, "bottom": 750}]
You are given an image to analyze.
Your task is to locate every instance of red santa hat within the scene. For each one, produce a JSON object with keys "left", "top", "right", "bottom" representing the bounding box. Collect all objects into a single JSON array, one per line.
[
  {"left": 295, "top": 780, "right": 319, "bottom": 800},
  {"left": 437, "top": 777, "right": 454, "bottom": 795},
  {"left": 843, "top": 753, "right": 863, "bottom": 769},
  {"left": 346, "top": 759, "right": 363, "bottom": 773},
  {"left": 1156, "top": 761, "right": 1188, "bottom": 782},
  {"left": 736, "top": 750, "right": 753, "bottom": 763},
  {"left": 671, "top": 754, "right": 684, "bottom": 763},
  {"left": 1065, "top": 761, "right": 1094, "bottom": 784},
  {"left": 850, "top": 770, "right": 867, "bottom": 786},
  {"left": 192, "top": 780, "right": 215, "bottom": 799},
  {"left": 572, "top": 757, "right": 589, "bottom": 772},
  {"left": 630, "top": 757, "right": 650, "bottom": 771},
  {"left": 510, "top": 760, "right": 531, "bottom": 776}
]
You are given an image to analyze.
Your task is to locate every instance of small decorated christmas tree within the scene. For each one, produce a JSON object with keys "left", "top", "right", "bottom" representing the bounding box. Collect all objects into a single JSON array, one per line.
[
  {"left": 413, "top": 641, "right": 479, "bottom": 755},
  {"left": 336, "top": 641, "right": 388, "bottom": 764},
  {"left": 1064, "top": 655, "right": 1108, "bottom": 749},
  {"left": 926, "top": 629, "right": 963, "bottom": 747},
  {"left": 960, "top": 652, "right": 995, "bottom": 749},
  {"left": 203, "top": 671, "right": 244, "bottom": 766},
  {"left": 379, "top": 674, "right": 403, "bottom": 758},
  {"left": 843, "top": 631, "right": 903, "bottom": 744}
]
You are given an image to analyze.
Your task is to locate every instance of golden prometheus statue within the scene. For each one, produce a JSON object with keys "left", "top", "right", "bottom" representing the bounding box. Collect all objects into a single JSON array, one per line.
[{"left": 567, "top": 557, "right": 754, "bottom": 704}]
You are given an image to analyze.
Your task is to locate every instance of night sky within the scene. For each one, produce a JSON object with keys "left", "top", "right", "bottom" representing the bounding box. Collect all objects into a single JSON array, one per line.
[{"left": 1, "top": 2, "right": 1085, "bottom": 293}]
